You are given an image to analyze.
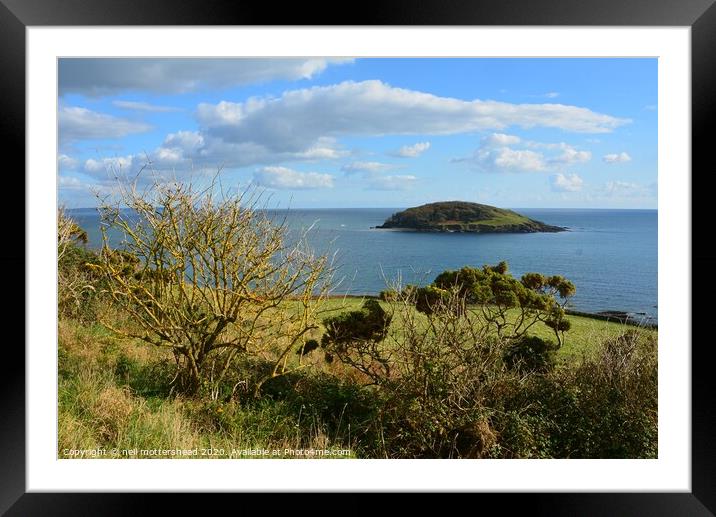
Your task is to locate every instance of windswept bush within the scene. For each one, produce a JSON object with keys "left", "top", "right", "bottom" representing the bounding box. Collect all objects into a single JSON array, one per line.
[{"left": 427, "top": 262, "right": 575, "bottom": 347}]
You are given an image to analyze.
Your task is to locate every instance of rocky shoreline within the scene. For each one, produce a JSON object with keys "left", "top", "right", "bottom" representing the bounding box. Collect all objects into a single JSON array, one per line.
[{"left": 374, "top": 221, "right": 566, "bottom": 233}]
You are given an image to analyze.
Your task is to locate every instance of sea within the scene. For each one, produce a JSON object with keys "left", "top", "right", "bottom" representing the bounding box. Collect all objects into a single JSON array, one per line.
[{"left": 66, "top": 208, "right": 658, "bottom": 323}]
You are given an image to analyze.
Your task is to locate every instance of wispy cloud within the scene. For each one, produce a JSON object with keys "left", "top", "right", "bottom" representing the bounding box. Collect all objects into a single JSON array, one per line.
[
  {"left": 367, "top": 174, "right": 417, "bottom": 191},
  {"left": 341, "top": 161, "right": 395, "bottom": 174},
  {"left": 112, "top": 100, "right": 182, "bottom": 112},
  {"left": 59, "top": 106, "right": 151, "bottom": 145},
  {"left": 603, "top": 180, "right": 655, "bottom": 197}
]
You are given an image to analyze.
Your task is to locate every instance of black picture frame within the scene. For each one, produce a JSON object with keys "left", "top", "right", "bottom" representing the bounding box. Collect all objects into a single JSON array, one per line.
[{"left": 3, "top": 0, "right": 714, "bottom": 513}]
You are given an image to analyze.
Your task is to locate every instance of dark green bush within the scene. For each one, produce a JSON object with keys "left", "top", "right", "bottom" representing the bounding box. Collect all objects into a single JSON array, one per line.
[
  {"left": 379, "top": 289, "right": 399, "bottom": 302},
  {"left": 414, "top": 285, "right": 452, "bottom": 315},
  {"left": 503, "top": 335, "right": 558, "bottom": 374},
  {"left": 321, "top": 299, "right": 391, "bottom": 347}
]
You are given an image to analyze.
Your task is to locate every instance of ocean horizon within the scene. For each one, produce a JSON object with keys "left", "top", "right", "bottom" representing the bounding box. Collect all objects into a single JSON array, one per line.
[{"left": 67, "top": 207, "right": 658, "bottom": 323}]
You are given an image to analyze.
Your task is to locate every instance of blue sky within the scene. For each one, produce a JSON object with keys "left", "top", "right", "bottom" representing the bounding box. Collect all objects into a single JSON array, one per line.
[{"left": 57, "top": 58, "right": 657, "bottom": 209}]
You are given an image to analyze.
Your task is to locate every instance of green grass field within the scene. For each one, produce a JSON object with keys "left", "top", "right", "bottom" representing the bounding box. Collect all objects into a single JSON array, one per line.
[{"left": 315, "top": 296, "right": 655, "bottom": 363}]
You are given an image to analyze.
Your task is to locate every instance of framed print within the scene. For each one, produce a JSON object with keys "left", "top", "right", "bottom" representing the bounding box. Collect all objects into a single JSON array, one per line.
[{"left": 4, "top": 0, "right": 715, "bottom": 512}]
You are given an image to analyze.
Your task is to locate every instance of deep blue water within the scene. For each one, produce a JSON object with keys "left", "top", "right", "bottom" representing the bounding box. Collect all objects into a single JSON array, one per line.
[{"left": 67, "top": 208, "right": 658, "bottom": 321}]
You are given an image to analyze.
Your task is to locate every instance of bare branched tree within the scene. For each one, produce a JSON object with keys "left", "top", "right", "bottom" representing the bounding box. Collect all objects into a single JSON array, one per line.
[{"left": 92, "top": 176, "right": 332, "bottom": 395}]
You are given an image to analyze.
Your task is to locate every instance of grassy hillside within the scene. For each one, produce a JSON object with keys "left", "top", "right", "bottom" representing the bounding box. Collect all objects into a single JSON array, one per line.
[{"left": 59, "top": 298, "right": 656, "bottom": 459}]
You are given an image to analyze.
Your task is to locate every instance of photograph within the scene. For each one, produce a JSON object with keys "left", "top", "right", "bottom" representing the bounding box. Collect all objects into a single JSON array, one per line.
[{"left": 56, "top": 56, "right": 659, "bottom": 460}]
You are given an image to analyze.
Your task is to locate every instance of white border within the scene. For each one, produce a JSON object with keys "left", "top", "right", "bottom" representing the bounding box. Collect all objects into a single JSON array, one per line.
[{"left": 27, "top": 27, "right": 690, "bottom": 492}]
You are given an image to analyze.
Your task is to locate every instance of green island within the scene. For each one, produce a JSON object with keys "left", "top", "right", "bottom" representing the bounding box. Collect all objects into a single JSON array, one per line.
[{"left": 375, "top": 201, "right": 566, "bottom": 233}]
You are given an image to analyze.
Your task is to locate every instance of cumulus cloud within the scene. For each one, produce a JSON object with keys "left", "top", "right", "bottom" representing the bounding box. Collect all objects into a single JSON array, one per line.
[
  {"left": 367, "top": 175, "right": 417, "bottom": 191},
  {"left": 252, "top": 166, "right": 334, "bottom": 190},
  {"left": 550, "top": 173, "right": 584, "bottom": 192},
  {"left": 59, "top": 58, "right": 353, "bottom": 96},
  {"left": 84, "top": 155, "right": 135, "bottom": 174},
  {"left": 603, "top": 152, "right": 632, "bottom": 163},
  {"left": 489, "top": 147, "right": 546, "bottom": 172},
  {"left": 393, "top": 142, "right": 431, "bottom": 158},
  {"left": 551, "top": 146, "right": 591, "bottom": 165},
  {"left": 59, "top": 106, "right": 151, "bottom": 145},
  {"left": 196, "top": 80, "right": 629, "bottom": 155},
  {"left": 455, "top": 133, "right": 591, "bottom": 173},
  {"left": 341, "top": 161, "right": 395, "bottom": 174},
  {"left": 112, "top": 100, "right": 182, "bottom": 112},
  {"left": 58, "top": 154, "right": 78, "bottom": 170}
]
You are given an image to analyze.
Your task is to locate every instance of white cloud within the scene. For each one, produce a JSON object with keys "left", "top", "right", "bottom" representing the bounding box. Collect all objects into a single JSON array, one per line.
[
  {"left": 293, "top": 138, "right": 348, "bottom": 160},
  {"left": 367, "top": 175, "right": 417, "bottom": 191},
  {"left": 394, "top": 142, "right": 431, "bottom": 158},
  {"left": 59, "top": 106, "right": 151, "bottom": 144},
  {"left": 482, "top": 133, "right": 521, "bottom": 147},
  {"left": 341, "top": 161, "right": 394, "bottom": 174},
  {"left": 603, "top": 152, "right": 632, "bottom": 163},
  {"left": 551, "top": 146, "right": 592, "bottom": 165},
  {"left": 84, "top": 155, "right": 134, "bottom": 174},
  {"left": 550, "top": 173, "right": 584, "bottom": 192},
  {"left": 492, "top": 148, "right": 546, "bottom": 171},
  {"left": 456, "top": 137, "right": 591, "bottom": 173},
  {"left": 58, "top": 175, "right": 84, "bottom": 190},
  {"left": 252, "top": 166, "right": 334, "bottom": 190},
  {"left": 544, "top": 92, "right": 560, "bottom": 99},
  {"left": 163, "top": 130, "right": 205, "bottom": 151},
  {"left": 58, "top": 154, "right": 78, "bottom": 170},
  {"left": 112, "top": 100, "right": 182, "bottom": 112},
  {"left": 196, "top": 80, "right": 629, "bottom": 155},
  {"left": 59, "top": 58, "right": 353, "bottom": 96}
]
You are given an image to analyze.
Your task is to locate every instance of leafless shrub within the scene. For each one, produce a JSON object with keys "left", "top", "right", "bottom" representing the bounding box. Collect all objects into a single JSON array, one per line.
[{"left": 92, "top": 176, "right": 333, "bottom": 396}]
